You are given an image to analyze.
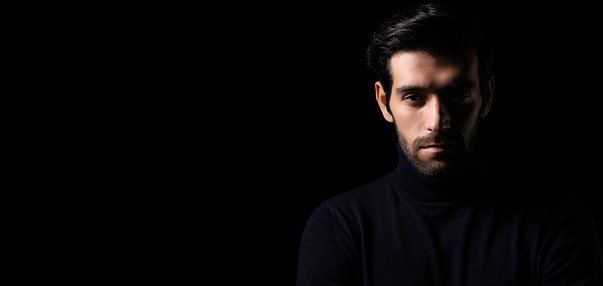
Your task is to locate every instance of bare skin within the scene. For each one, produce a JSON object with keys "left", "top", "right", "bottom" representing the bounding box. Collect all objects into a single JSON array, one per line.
[{"left": 375, "top": 50, "right": 494, "bottom": 177}]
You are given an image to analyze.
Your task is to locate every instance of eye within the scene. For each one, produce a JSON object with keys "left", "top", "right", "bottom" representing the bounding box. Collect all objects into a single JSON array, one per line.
[
  {"left": 404, "top": 94, "right": 425, "bottom": 102},
  {"left": 450, "top": 92, "right": 471, "bottom": 102}
]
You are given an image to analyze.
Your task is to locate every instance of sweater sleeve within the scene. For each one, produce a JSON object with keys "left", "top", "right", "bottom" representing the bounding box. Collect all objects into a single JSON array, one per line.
[
  {"left": 540, "top": 193, "right": 603, "bottom": 285},
  {"left": 296, "top": 202, "right": 357, "bottom": 286}
]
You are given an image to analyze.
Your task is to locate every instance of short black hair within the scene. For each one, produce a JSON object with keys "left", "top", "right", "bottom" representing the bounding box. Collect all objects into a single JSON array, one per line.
[{"left": 366, "top": 3, "right": 494, "bottom": 113}]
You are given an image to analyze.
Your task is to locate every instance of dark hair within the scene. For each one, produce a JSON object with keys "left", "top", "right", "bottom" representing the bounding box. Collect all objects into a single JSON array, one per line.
[{"left": 366, "top": 3, "right": 494, "bottom": 113}]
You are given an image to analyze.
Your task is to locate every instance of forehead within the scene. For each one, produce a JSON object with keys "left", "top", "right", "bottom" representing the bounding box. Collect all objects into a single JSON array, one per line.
[{"left": 389, "top": 50, "right": 478, "bottom": 88}]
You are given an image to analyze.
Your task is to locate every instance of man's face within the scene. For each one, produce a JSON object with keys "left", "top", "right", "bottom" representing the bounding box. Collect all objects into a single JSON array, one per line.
[{"left": 376, "top": 50, "right": 493, "bottom": 178}]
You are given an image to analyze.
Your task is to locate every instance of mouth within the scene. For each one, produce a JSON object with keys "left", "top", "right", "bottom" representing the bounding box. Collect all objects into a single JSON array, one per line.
[{"left": 420, "top": 143, "right": 456, "bottom": 152}]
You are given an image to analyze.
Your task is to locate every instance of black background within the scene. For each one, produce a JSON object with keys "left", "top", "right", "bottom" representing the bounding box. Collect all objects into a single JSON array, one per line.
[
  {"left": 205, "top": 1, "right": 602, "bottom": 283},
  {"left": 18, "top": 1, "right": 602, "bottom": 283}
]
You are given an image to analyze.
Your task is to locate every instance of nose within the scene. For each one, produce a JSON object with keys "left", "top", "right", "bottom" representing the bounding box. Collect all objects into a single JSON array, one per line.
[{"left": 425, "top": 96, "right": 451, "bottom": 132}]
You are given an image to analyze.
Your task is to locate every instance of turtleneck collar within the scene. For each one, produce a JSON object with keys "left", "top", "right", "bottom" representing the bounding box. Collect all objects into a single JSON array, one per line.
[{"left": 390, "top": 143, "right": 490, "bottom": 203}]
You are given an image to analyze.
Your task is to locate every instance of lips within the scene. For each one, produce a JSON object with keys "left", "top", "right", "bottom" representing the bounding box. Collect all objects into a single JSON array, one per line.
[
  {"left": 413, "top": 131, "right": 465, "bottom": 154},
  {"left": 419, "top": 142, "right": 458, "bottom": 153},
  {"left": 421, "top": 142, "right": 456, "bottom": 149}
]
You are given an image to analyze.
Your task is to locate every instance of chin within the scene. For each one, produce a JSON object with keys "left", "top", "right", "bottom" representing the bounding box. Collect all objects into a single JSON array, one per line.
[{"left": 416, "top": 160, "right": 460, "bottom": 178}]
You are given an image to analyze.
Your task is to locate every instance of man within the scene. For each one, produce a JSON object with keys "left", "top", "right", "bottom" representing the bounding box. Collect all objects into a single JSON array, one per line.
[{"left": 296, "top": 3, "right": 602, "bottom": 285}]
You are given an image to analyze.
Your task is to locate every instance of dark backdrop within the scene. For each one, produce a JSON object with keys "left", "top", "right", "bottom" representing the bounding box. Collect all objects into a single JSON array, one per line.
[
  {"left": 27, "top": 1, "right": 602, "bottom": 284},
  {"left": 222, "top": 1, "right": 602, "bottom": 284}
]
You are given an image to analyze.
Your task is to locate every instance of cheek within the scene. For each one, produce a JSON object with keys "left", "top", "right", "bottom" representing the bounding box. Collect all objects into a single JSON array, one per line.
[
  {"left": 391, "top": 106, "right": 422, "bottom": 141},
  {"left": 454, "top": 106, "right": 479, "bottom": 125},
  {"left": 453, "top": 102, "right": 482, "bottom": 135}
]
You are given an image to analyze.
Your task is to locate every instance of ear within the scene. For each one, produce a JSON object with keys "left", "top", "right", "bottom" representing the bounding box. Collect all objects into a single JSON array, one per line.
[
  {"left": 479, "top": 76, "right": 495, "bottom": 117},
  {"left": 376, "top": 81, "right": 394, "bottom": 123}
]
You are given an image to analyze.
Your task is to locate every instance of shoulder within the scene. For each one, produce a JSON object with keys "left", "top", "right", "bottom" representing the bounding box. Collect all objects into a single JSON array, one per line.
[
  {"left": 491, "top": 173, "right": 603, "bottom": 283},
  {"left": 304, "top": 172, "right": 394, "bottom": 231},
  {"left": 485, "top": 167, "right": 571, "bottom": 202},
  {"left": 485, "top": 167, "right": 597, "bottom": 229},
  {"left": 320, "top": 173, "right": 393, "bottom": 214},
  {"left": 300, "top": 173, "right": 394, "bottom": 247}
]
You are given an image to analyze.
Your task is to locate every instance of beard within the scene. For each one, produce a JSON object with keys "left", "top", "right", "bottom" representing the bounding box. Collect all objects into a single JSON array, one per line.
[{"left": 396, "top": 119, "right": 480, "bottom": 178}]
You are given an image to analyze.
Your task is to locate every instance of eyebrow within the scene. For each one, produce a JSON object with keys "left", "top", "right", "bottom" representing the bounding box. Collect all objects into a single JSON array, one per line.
[
  {"left": 395, "top": 85, "right": 429, "bottom": 94},
  {"left": 395, "top": 80, "right": 476, "bottom": 95}
]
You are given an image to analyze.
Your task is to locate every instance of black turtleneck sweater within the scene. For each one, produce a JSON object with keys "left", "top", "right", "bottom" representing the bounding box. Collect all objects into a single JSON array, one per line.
[{"left": 297, "top": 145, "right": 603, "bottom": 285}]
